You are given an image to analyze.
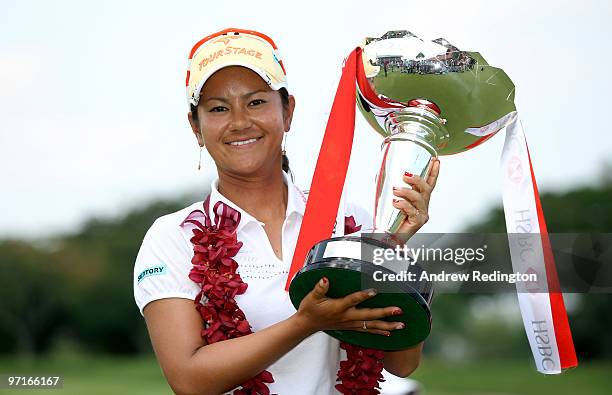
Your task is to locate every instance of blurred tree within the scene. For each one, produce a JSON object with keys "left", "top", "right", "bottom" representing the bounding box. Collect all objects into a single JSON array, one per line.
[
  {"left": 465, "top": 180, "right": 612, "bottom": 360},
  {"left": 466, "top": 182, "right": 612, "bottom": 234},
  {"left": 61, "top": 196, "right": 200, "bottom": 354},
  {"left": 0, "top": 240, "right": 68, "bottom": 356},
  {"left": 0, "top": 194, "right": 200, "bottom": 357}
]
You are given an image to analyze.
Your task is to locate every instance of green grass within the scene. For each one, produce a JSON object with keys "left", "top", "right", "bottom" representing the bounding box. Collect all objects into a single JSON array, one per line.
[
  {"left": 411, "top": 358, "right": 611, "bottom": 395},
  {"left": 0, "top": 354, "right": 171, "bottom": 395},
  {"left": 0, "top": 355, "right": 609, "bottom": 394}
]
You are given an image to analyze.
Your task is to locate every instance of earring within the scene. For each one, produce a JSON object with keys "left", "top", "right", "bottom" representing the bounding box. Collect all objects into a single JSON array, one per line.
[
  {"left": 282, "top": 133, "right": 287, "bottom": 156},
  {"left": 197, "top": 146, "right": 203, "bottom": 170}
]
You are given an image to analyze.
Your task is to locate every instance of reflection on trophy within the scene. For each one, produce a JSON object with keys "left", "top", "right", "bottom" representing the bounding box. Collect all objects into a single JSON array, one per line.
[
  {"left": 359, "top": 30, "right": 516, "bottom": 232},
  {"left": 290, "top": 30, "right": 517, "bottom": 350}
]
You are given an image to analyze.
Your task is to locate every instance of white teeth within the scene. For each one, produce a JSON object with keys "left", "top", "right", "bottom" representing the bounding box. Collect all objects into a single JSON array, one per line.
[{"left": 229, "top": 138, "right": 258, "bottom": 146}]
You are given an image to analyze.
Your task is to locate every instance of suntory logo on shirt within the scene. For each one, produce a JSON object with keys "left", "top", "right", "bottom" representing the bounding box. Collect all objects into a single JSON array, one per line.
[{"left": 137, "top": 264, "right": 167, "bottom": 283}]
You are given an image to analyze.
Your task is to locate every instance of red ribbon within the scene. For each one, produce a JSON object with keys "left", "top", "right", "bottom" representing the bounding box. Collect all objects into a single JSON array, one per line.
[
  {"left": 285, "top": 48, "right": 359, "bottom": 290},
  {"left": 526, "top": 146, "right": 578, "bottom": 369}
]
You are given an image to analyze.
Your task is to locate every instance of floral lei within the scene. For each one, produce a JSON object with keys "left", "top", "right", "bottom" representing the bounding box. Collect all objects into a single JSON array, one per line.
[{"left": 181, "top": 197, "right": 384, "bottom": 394}]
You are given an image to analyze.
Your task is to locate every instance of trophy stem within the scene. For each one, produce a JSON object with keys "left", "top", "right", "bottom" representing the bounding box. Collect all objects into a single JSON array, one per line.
[{"left": 374, "top": 107, "right": 449, "bottom": 233}]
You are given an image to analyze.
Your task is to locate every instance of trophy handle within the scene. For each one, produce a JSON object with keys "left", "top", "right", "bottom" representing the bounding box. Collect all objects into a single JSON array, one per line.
[{"left": 373, "top": 107, "right": 448, "bottom": 233}]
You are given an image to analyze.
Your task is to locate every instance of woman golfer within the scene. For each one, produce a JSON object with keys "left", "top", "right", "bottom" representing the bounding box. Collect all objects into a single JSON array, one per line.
[{"left": 134, "top": 28, "right": 440, "bottom": 395}]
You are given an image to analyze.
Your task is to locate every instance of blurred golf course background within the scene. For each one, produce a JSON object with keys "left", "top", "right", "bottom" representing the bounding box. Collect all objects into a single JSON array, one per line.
[{"left": 1, "top": 177, "right": 611, "bottom": 394}]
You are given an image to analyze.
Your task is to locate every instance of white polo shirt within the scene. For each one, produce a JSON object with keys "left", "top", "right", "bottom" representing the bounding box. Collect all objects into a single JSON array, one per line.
[{"left": 134, "top": 172, "right": 371, "bottom": 395}]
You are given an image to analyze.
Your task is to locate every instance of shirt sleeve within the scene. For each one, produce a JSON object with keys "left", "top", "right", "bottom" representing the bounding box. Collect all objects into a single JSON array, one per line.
[{"left": 133, "top": 215, "right": 200, "bottom": 316}]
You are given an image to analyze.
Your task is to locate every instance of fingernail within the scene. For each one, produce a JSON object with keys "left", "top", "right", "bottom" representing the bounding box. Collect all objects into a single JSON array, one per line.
[
  {"left": 319, "top": 277, "right": 327, "bottom": 286},
  {"left": 367, "top": 288, "right": 377, "bottom": 297},
  {"left": 404, "top": 171, "right": 413, "bottom": 177},
  {"left": 392, "top": 186, "right": 398, "bottom": 191},
  {"left": 393, "top": 309, "right": 403, "bottom": 315},
  {"left": 396, "top": 323, "right": 405, "bottom": 330},
  {"left": 384, "top": 331, "right": 391, "bottom": 337},
  {"left": 393, "top": 198, "right": 400, "bottom": 204}
]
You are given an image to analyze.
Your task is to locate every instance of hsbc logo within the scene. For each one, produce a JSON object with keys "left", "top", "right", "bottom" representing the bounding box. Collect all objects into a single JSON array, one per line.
[
  {"left": 532, "top": 320, "right": 557, "bottom": 372},
  {"left": 507, "top": 155, "right": 523, "bottom": 185},
  {"left": 524, "top": 267, "right": 540, "bottom": 293}
]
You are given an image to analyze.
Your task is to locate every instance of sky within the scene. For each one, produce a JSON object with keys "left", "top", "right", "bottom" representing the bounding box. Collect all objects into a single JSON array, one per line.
[{"left": 1, "top": 0, "right": 611, "bottom": 238}]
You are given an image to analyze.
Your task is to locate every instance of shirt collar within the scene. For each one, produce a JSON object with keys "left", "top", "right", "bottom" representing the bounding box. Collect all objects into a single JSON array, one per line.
[
  {"left": 284, "top": 171, "right": 306, "bottom": 219},
  {"left": 196, "top": 171, "right": 305, "bottom": 232}
]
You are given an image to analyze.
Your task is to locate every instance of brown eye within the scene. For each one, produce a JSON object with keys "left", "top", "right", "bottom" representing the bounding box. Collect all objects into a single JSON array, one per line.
[
  {"left": 249, "top": 99, "right": 266, "bottom": 106},
  {"left": 209, "top": 106, "right": 227, "bottom": 112}
]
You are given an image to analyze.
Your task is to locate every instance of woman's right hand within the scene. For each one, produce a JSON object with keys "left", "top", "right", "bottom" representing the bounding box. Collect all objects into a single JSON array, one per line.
[{"left": 294, "top": 277, "right": 405, "bottom": 336}]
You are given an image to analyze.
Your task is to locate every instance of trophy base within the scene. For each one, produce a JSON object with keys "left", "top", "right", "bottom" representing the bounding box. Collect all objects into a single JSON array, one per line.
[{"left": 288, "top": 237, "right": 432, "bottom": 351}]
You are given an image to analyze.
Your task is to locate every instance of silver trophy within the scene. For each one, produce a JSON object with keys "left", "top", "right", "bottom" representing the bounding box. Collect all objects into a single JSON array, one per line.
[
  {"left": 290, "top": 30, "right": 517, "bottom": 350},
  {"left": 358, "top": 30, "right": 517, "bottom": 232}
]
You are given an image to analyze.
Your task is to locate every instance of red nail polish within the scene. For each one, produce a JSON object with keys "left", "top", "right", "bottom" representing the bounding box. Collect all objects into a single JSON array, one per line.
[
  {"left": 321, "top": 277, "right": 328, "bottom": 284},
  {"left": 392, "top": 186, "right": 398, "bottom": 191},
  {"left": 393, "top": 199, "right": 400, "bottom": 204},
  {"left": 393, "top": 309, "right": 403, "bottom": 315},
  {"left": 404, "top": 172, "right": 413, "bottom": 177},
  {"left": 385, "top": 332, "right": 391, "bottom": 337}
]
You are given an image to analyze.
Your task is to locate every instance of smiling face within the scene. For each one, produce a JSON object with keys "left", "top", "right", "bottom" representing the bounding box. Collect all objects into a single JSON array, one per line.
[{"left": 188, "top": 66, "right": 294, "bottom": 179}]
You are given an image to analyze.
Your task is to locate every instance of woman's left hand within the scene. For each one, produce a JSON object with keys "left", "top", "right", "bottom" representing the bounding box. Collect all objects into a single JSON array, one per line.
[{"left": 392, "top": 158, "right": 440, "bottom": 240}]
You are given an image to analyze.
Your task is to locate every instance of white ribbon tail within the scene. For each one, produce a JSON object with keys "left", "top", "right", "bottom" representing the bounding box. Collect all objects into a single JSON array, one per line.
[{"left": 500, "top": 117, "right": 578, "bottom": 374}]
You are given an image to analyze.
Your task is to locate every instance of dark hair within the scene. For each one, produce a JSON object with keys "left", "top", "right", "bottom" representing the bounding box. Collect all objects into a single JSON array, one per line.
[
  {"left": 191, "top": 87, "right": 293, "bottom": 178},
  {"left": 277, "top": 88, "right": 292, "bottom": 178}
]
